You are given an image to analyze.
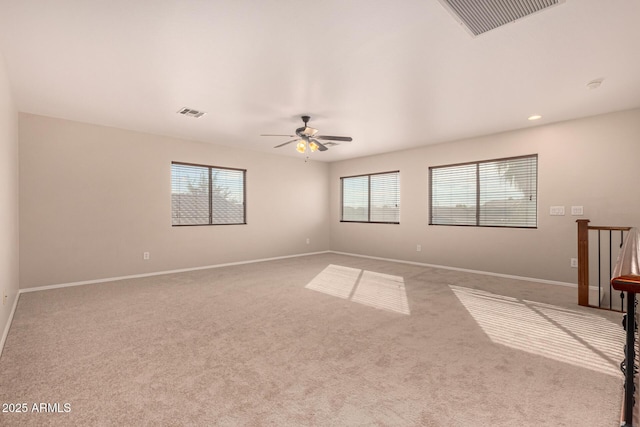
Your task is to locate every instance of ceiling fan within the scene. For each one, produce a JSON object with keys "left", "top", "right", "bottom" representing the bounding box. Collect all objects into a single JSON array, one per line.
[{"left": 261, "top": 116, "right": 352, "bottom": 154}]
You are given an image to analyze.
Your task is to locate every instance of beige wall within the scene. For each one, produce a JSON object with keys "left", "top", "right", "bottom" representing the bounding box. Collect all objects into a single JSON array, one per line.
[
  {"left": 19, "top": 114, "right": 330, "bottom": 288},
  {"left": 18, "top": 108, "right": 640, "bottom": 289},
  {"left": 330, "top": 109, "right": 640, "bottom": 284},
  {"left": 0, "top": 52, "right": 19, "bottom": 343}
]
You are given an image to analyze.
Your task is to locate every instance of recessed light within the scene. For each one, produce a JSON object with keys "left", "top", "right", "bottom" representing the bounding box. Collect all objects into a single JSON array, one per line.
[
  {"left": 586, "top": 78, "right": 604, "bottom": 90},
  {"left": 528, "top": 115, "right": 542, "bottom": 121}
]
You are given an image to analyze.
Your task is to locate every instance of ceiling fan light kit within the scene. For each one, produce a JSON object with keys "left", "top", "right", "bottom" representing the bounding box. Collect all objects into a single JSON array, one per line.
[
  {"left": 296, "top": 139, "right": 320, "bottom": 154},
  {"left": 261, "top": 115, "right": 352, "bottom": 157}
]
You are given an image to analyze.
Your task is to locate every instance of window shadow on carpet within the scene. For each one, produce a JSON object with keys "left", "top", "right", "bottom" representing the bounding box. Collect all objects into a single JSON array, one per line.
[{"left": 450, "top": 285, "right": 624, "bottom": 376}]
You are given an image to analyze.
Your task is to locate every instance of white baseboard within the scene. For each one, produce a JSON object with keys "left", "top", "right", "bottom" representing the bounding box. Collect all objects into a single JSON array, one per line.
[
  {"left": 19, "top": 251, "right": 332, "bottom": 294},
  {"left": 0, "top": 291, "right": 20, "bottom": 359},
  {"left": 329, "top": 250, "right": 578, "bottom": 288},
  {"left": 17, "top": 249, "right": 587, "bottom": 295}
]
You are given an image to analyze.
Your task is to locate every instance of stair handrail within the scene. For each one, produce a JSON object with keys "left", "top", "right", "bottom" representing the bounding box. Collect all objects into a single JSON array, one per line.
[
  {"left": 611, "top": 227, "right": 640, "bottom": 427},
  {"left": 576, "top": 219, "right": 631, "bottom": 307}
]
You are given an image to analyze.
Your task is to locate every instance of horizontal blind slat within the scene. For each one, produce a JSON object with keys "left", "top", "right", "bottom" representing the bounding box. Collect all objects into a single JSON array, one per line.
[
  {"left": 430, "top": 164, "right": 477, "bottom": 225},
  {"left": 212, "top": 168, "right": 245, "bottom": 224},
  {"left": 342, "top": 175, "right": 369, "bottom": 221},
  {"left": 479, "top": 156, "right": 536, "bottom": 227},
  {"left": 342, "top": 171, "right": 399, "bottom": 223},
  {"left": 430, "top": 155, "right": 537, "bottom": 228},
  {"left": 171, "top": 164, "right": 210, "bottom": 225},
  {"left": 171, "top": 163, "right": 245, "bottom": 226},
  {"left": 370, "top": 173, "right": 400, "bottom": 223}
]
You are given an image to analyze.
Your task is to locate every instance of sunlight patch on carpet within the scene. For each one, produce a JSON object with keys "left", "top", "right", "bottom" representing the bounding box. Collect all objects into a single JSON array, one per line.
[
  {"left": 306, "top": 265, "right": 410, "bottom": 315},
  {"left": 450, "top": 285, "right": 624, "bottom": 377},
  {"left": 304, "top": 264, "right": 361, "bottom": 299}
]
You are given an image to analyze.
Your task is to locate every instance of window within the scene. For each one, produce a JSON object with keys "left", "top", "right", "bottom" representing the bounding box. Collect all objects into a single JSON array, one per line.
[
  {"left": 429, "top": 154, "right": 537, "bottom": 228},
  {"left": 171, "top": 162, "right": 246, "bottom": 226},
  {"left": 341, "top": 171, "right": 400, "bottom": 223}
]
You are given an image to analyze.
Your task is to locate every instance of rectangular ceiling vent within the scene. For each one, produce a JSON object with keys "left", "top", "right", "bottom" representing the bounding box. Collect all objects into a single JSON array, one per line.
[
  {"left": 438, "top": 0, "right": 565, "bottom": 37},
  {"left": 177, "top": 107, "right": 207, "bottom": 118}
]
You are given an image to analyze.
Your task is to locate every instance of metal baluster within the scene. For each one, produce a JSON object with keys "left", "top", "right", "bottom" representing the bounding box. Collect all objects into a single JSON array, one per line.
[
  {"left": 610, "top": 230, "right": 613, "bottom": 310},
  {"left": 598, "top": 231, "right": 602, "bottom": 308},
  {"left": 622, "top": 230, "right": 626, "bottom": 313},
  {"left": 621, "top": 293, "right": 637, "bottom": 426}
]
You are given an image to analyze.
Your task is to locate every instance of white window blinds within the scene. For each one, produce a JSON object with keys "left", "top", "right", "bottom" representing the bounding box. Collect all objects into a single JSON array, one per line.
[
  {"left": 171, "top": 162, "right": 246, "bottom": 226},
  {"left": 341, "top": 171, "right": 400, "bottom": 224},
  {"left": 430, "top": 155, "right": 537, "bottom": 228}
]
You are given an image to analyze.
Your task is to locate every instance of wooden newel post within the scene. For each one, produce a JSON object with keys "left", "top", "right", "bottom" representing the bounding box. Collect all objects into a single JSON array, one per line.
[{"left": 577, "top": 219, "right": 590, "bottom": 306}]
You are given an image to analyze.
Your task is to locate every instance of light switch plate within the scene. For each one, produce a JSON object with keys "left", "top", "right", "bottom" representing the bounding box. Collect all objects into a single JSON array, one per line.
[
  {"left": 571, "top": 206, "right": 584, "bottom": 216},
  {"left": 550, "top": 206, "right": 565, "bottom": 216}
]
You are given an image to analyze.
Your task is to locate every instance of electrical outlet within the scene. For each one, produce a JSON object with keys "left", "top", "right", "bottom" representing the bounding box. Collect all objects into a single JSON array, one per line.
[
  {"left": 570, "top": 258, "right": 578, "bottom": 268},
  {"left": 416, "top": 244, "right": 422, "bottom": 252},
  {"left": 143, "top": 252, "right": 150, "bottom": 260}
]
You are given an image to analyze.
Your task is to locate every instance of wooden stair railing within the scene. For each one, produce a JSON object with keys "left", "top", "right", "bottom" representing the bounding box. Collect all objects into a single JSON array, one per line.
[
  {"left": 611, "top": 227, "right": 639, "bottom": 427},
  {"left": 611, "top": 275, "right": 639, "bottom": 427},
  {"left": 577, "top": 219, "right": 631, "bottom": 309}
]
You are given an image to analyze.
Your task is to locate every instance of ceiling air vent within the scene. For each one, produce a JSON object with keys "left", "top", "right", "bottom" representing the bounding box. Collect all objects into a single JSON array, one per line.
[
  {"left": 438, "top": 0, "right": 565, "bottom": 37},
  {"left": 177, "top": 107, "right": 207, "bottom": 118}
]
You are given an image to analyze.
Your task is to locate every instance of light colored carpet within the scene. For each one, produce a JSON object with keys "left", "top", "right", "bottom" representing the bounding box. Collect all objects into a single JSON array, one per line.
[{"left": 0, "top": 253, "right": 626, "bottom": 426}]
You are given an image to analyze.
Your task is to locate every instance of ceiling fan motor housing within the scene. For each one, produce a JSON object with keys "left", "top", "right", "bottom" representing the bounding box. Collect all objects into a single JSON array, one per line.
[
  {"left": 296, "top": 127, "right": 318, "bottom": 138},
  {"left": 296, "top": 117, "right": 318, "bottom": 137}
]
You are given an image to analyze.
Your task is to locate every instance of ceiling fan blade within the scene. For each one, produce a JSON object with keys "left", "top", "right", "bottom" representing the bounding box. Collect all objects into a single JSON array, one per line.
[
  {"left": 273, "top": 139, "right": 298, "bottom": 148},
  {"left": 323, "top": 142, "right": 339, "bottom": 146},
  {"left": 261, "top": 134, "right": 296, "bottom": 137},
  {"left": 310, "top": 138, "right": 329, "bottom": 151},
  {"left": 316, "top": 135, "right": 352, "bottom": 142}
]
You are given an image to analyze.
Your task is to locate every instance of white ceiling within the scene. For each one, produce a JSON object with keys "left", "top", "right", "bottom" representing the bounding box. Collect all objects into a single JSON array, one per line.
[{"left": 0, "top": 0, "right": 639, "bottom": 162}]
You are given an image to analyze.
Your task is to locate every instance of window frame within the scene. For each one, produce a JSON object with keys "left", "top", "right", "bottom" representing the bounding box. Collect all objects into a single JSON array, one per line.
[
  {"left": 340, "top": 170, "right": 400, "bottom": 224},
  {"left": 171, "top": 161, "right": 247, "bottom": 227},
  {"left": 429, "top": 154, "right": 538, "bottom": 229}
]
